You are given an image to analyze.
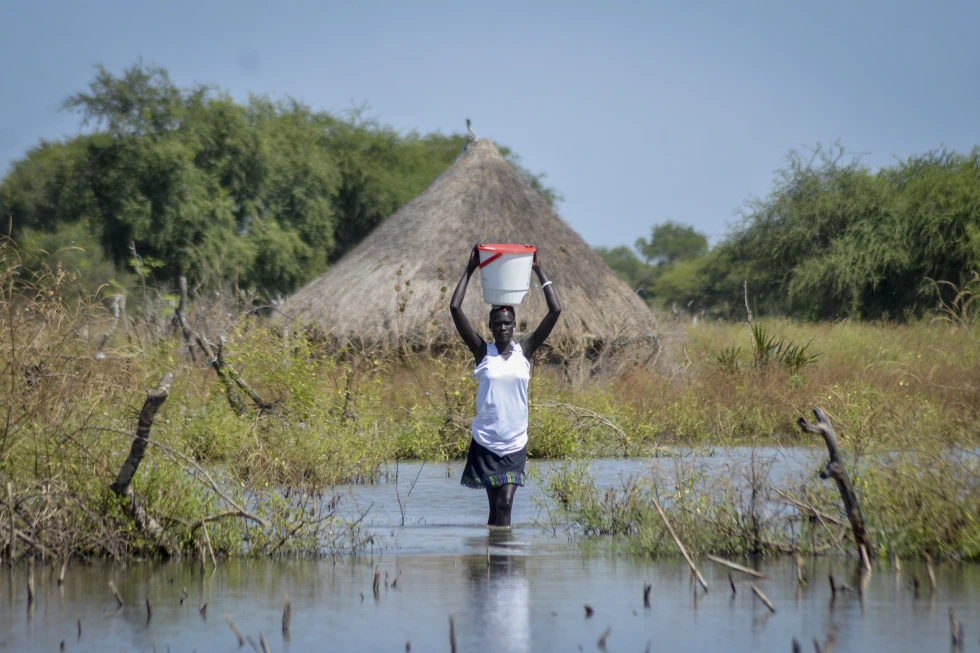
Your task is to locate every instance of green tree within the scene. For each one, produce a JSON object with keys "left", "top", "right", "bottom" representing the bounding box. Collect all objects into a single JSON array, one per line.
[
  {"left": 1, "top": 62, "right": 562, "bottom": 298},
  {"left": 635, "top": 221, "right": 709, "bottom": 267},
  {"left": 594, "top": 245, "right": 656, "bottom": 299}
]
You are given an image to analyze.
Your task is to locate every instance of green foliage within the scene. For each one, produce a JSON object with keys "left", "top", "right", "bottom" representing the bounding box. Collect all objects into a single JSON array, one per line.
[
  {"left": 597, "top": 221, "right": 711, "bottom": 304},
  {"left": 540, "top": 462, "right": 652, "bottom": 536},
  {"left": 703, "top": 322, "right": 820, "bottom": 376},
  {"left": 541, "top": 441, "right": 980, "bottom": 560},
  {"left": 323, "top": 116, "right": 468, "bottom": 261},
  {"left": 0, "top": 62, "right": 561, "bottom": 298},
  {"left": 704, "top": 343, "right": 741, "bottom": 375},
  {"left": 594, "top": 245, "right": 657, "bottom": 299},
  {"left": 683, "top": 143, "right": 980, "bottom": 319},
  {"left": 636, "top": 220, "right": 709, "bottom": 267},
  {"left": 15, "top": 220, "right": 130, "bottom": 296},
  {"left": 928, "top": 272, "right": 980, "bottom": 327}
]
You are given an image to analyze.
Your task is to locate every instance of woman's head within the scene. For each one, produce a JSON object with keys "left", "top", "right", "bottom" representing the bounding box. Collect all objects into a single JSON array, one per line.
[{"left": 488, "top": 305, "right": 516, "bottom": 346}]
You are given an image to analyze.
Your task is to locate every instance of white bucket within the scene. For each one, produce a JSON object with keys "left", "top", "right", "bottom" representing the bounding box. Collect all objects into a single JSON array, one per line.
[{"left": 477, "top": 244, "right": 536, "bottom": 305}]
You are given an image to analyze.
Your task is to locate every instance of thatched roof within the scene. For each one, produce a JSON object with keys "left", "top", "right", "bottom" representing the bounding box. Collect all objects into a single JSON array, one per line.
[{"left": 280, "top": 138, "right": 662, "bottom": 349}]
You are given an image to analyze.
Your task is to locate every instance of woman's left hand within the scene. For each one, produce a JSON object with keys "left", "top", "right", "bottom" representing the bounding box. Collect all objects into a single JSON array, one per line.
[{"left": 531, "top": 250, "right": 541, "bottom": 271}]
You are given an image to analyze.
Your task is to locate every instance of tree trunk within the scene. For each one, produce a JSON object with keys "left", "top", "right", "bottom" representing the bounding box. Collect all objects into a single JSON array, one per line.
[
  {"left": 110, "top": 373, "right": 173, "bottom": 548},
  {"left": 798, "top": 407, "right": 873, "bottom": 562}
]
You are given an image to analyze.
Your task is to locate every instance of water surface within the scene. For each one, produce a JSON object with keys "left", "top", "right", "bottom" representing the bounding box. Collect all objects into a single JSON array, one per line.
[{"left": 2, "top": 451, "right": 976, "bottom": 652}]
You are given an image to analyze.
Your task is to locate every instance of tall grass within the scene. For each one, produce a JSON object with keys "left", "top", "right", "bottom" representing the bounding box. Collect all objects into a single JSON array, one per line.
[{"left": 2, "top": 236, "right": 978, "bottom": 560}]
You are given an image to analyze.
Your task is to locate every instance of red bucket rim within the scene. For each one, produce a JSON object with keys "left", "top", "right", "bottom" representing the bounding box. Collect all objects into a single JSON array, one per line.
[{"left": 477, "top": 244, "right": 537, "bottom": 254}]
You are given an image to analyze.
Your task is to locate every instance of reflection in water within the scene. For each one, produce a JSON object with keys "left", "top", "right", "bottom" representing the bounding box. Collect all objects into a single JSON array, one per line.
[{"left": 464, "top": 529, "right": 531, "bottom": 653}]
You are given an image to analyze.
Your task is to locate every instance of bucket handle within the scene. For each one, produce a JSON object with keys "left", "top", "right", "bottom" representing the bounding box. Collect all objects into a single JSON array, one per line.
[{"left": 478, "top": 252, "right": 503, "bottom": 269}]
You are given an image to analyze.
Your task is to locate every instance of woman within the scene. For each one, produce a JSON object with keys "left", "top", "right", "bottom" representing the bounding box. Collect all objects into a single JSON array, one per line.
[{"left": 450, "top": 244, "right": 562, "bottom": 527}]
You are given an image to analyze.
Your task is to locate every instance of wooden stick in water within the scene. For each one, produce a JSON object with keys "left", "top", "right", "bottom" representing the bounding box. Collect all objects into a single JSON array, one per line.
[
  {"left": 925, "top": 555, "right": 937, "bottom": 594},
  {"left": 224, "top": 612, "right": 245, "bottom": 647},
  {"left": 145, "top": 597, "right": 152, "bottom": 625},
  {"left": 751, "top": 584, "right": 776, "bottom": 613},
  {"left": 6, "top": 483, "right": 14, "bottom": 566},
  {"left": 597, "top": 626, "right": 612, "bottom": 653},
  {"left": 706, "top": 554, "right": 765, "bottom": 579},
  {"left": 108, "top": 580, "right": 123, "bottom": 608},
  {"left": 282, "top": 594, "right": 291, "bottom": 639},
  {"left": 643, "top": 583, "right": 651, "bottom": 608},
  {"left": 950, "top": 608, "right": 965, "bottom": 652},
  {"left": 449, "top": 615, "right": 458, "bottom": 653},
  {"left": 792, "top": 551, "right": 807, "bottom": 586},
  {"left": 859, "top": 544, "right": 872, "bottom": 573},
  {"left": 651, "top": 495, "right": 708, "bottom": 592},
  {"left": 26, "top": 557, "right": 35, "bottom": 606},
  {"left": 728, "top": 572, "right": 737, "bottom": 597},
  {"left": 817, "top": 626, "right": 839, "bottom": 653}
]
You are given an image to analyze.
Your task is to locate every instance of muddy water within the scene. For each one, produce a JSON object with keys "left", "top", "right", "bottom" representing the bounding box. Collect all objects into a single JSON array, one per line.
[{"left": 2, "top": 450, "right": 978, "bottom": 652}]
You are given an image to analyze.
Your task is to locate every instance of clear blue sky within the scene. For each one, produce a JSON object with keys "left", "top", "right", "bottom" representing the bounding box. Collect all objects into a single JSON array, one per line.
[{"left": 2, "top": 0, "right": 978, "bottom": 250}]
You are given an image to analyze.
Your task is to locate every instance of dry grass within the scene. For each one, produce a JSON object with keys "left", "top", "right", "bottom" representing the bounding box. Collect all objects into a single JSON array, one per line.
[{"left": 3, "top": 232, "right": 978, "bottom": 562}]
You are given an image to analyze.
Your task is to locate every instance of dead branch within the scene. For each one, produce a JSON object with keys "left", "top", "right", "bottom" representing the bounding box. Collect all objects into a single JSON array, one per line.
[
  {"left": 195, "top": 333, "right": 246, "bottom": 415},
  {"left": 109, "top": 373, "right": 173, "bottom": 550},
  {"left": 172, "top": 276, "right": 196, "bottom": 362},
  {"left": 651, "top": 494, "right": 708, "bottom": 592},
  {"left": 772, "top": 488, "right": 846, "bottom": 527},
  {"left": 750, "top": 584, "right": 776, "bottom": 613},
  {"left": 705, "top": 554, "right": 765, "bottom": 579},
  {"left": 88, "top": 426, "right": 270, "bottom": 529},
  {"left": 798, "top": 407, "right": 874, "bottom": 561},
  {"left": 195, "top": 334, "right": 271, "bottom": 414}
]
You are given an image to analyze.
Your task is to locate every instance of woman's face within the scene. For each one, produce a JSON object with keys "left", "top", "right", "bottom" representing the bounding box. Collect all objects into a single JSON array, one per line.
[{"left": 489, "top": 310, "right": 516, "bottom": 346}]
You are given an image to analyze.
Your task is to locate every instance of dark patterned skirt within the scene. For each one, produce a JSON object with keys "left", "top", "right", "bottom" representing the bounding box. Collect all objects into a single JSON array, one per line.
[{"left": 460, "top": 439, "right": 527, "bottom": 489}]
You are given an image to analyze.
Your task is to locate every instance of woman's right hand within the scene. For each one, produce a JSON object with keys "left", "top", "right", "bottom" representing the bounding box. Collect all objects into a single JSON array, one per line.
[{"left": 467, "top": 244, "right": 481, "bottom": 272}]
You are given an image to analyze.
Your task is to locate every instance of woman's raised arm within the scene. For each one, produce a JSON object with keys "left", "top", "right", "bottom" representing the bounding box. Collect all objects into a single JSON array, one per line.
[
  {"left": 450, "top": 244, "right": 486, "bottom": 361},
  {"left": 521, "top": 251, "right": 562, "bottom": 359}
]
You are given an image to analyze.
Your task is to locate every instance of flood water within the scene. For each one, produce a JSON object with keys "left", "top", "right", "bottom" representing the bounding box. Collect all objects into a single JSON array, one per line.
[{"left": 3, "top": 450, "right": 978, "bottom": 652}]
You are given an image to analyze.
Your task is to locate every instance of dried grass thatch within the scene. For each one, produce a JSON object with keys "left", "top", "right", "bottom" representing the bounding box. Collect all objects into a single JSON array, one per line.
[{"left": 280, "top": 138, "right": 668, "bottom": 364}]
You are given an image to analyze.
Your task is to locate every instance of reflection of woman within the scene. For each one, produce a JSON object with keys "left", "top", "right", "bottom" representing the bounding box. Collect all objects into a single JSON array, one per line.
[
  {"left": 450, "top": 245, "right": 562, "bottom": 527},
  {"left": 464, "top": 530, "right": 531, "bottom": 653}
]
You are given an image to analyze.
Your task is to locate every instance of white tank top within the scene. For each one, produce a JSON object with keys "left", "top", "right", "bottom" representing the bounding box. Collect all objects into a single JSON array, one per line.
[{"left": 471, "top": 342, "right": 530, "bottom": 455}]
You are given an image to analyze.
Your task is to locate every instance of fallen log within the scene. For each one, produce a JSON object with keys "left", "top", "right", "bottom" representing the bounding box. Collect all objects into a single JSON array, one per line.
[{"left": 797, "top": 408, "right": 874, "bottom": 563}]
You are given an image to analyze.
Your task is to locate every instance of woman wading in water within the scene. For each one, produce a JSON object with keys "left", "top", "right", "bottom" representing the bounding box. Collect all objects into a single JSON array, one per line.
[{"left": 450, "top": 245, "right": 562, "bottom": 527}]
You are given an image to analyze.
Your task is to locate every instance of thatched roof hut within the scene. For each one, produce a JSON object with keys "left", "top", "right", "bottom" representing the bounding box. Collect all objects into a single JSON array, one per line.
[{"left": 281, "top": 138, "right": 663, "bottom": 355}]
